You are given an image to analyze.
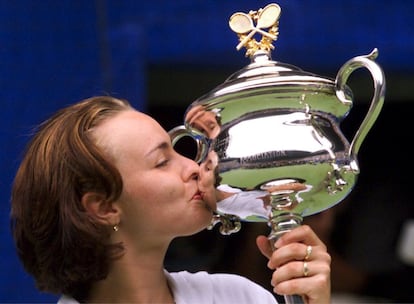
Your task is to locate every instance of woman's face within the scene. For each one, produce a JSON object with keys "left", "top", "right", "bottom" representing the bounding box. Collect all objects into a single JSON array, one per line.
[{"left": 93, "top": 110, "right": 214, "bottom": 243}]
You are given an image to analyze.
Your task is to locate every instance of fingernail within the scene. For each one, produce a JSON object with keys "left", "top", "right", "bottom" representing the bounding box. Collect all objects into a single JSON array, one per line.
[{"left": 267, "top": 261, "right": 275, "bottom": 269}]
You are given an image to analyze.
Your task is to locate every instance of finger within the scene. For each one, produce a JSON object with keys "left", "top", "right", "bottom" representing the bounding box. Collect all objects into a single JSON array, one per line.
[
  {"left": 272, "top": 243, "right": 311, "bottom": 265},
  {"left": 271, "top": 262, "right": 331, "bottom": 300},
  {"left": 256, "top": 235, "right": 273, "bottom": 260},
  {"left": 274, "top": 225, "right": 326, "bottom": 249},
  {"left": 271, "top": 260, "right": 330, "bottom": 286},
  {"left": 270, "top": 243, "right": 330, "bottom": 269}
]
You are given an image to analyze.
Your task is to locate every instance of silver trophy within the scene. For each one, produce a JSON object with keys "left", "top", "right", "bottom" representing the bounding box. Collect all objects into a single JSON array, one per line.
[{"left": 170, "top": 3, "right": 385, "bottom": 303}]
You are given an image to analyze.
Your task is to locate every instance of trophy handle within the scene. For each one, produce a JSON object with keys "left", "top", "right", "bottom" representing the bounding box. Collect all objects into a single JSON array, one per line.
[
  {"left": 169, "top": 125, "right": 209, "bottom": 164},
  {"left": 335, "top": 48, "right": 386, "bottom": 159}
]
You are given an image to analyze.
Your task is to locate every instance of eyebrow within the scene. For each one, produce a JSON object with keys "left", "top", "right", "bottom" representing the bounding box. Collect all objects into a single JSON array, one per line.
[{"left": 145, "top": 141, "right": 169, "bottom": 158}]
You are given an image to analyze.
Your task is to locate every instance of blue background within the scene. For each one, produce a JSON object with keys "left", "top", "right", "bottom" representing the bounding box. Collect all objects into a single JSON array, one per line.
[{"left": 1, "top": 0, "right": 413, "bottom": 302}]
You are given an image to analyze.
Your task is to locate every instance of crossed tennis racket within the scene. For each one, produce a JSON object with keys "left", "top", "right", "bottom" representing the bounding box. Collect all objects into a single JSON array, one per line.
[{"left": 229, "top": 3, "right": 281, "bottom": 51}]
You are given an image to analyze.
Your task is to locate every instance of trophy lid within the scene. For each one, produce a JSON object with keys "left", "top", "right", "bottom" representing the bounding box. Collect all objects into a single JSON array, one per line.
[{"left": 189, "top": 3, "right": 353, "bottom": 119}]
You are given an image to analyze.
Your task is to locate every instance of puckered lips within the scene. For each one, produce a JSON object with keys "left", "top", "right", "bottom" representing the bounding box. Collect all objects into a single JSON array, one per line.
[
  {"left": 192, "top": 190, "right": 203, "bottom": 201},
  {"left": 192, "top": 189, "right": 216, "bottom": 212}
]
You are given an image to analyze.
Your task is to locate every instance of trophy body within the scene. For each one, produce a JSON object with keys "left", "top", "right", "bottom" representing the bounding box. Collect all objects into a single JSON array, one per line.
[{"left": 170, "top": 47, "right": 385, "bottom": 231}]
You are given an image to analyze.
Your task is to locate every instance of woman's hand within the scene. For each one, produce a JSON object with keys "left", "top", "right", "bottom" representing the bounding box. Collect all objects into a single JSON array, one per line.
[{"left": 256, "top": 225, "right": 331, "bottom": 304}]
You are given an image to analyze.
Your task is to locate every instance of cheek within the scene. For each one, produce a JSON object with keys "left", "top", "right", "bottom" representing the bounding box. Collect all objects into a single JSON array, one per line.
[
  {"left": 123, "top": 173, "right": 183, "bottom": 208},
  {"left": 119, "top": 181, "right": 178, "bottom": 230}
]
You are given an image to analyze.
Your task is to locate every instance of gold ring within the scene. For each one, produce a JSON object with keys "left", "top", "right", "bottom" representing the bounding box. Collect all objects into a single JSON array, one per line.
[
  {"left": 304, "top": 245, "right": 312, "bottom": 260},
  {"left": 303, "top": 261, "right": 309, "bottom": 277}
]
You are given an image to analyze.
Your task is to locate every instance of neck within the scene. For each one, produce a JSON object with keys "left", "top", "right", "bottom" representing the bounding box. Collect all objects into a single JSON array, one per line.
[{"left": 86, "top": 245, "right": 174, "bottom": 303}]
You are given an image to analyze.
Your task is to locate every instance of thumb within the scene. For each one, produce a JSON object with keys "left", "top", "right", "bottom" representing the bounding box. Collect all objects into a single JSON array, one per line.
[{"left": 256, "top": 235, "right": 273, "bottom": 260}]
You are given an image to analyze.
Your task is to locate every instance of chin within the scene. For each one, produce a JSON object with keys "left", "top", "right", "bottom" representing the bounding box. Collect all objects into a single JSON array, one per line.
[
  {"left": 190, "top": 212, "right": 214, "bottom": 234},
  {"left": 202, "top": 198, "right": 217, "bottom": 213}
]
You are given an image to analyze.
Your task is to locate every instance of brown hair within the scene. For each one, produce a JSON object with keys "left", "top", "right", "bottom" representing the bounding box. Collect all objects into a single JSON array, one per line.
[{"left": 10, "top": 96, "right": 132, "bottom": 300}]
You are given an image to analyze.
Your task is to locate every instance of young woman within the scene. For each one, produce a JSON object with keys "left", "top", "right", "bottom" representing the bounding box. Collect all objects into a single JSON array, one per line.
[{"left": 11, "top": 96, "right": 331, "bottom": 303}]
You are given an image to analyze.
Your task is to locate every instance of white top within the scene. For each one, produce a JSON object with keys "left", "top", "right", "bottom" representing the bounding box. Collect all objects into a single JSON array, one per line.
[{"left": 58, "top": 270, "right": 278, "bottom": 304}]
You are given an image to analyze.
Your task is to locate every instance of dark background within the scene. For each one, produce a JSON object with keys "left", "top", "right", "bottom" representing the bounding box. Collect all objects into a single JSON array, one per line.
[{"left": 1, "top": 0, "right": 413, "bottom": 302}]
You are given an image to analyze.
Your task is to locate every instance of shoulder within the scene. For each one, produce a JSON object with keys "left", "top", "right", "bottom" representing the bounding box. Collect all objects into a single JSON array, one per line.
[{"left": 167, "top": 270, "right": 278, "bottom": 304}]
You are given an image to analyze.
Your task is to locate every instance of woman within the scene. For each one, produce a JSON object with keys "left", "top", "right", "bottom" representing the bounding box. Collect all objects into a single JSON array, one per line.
[{"left": 11, "top": 96, "right": 331, "bottom": 303}]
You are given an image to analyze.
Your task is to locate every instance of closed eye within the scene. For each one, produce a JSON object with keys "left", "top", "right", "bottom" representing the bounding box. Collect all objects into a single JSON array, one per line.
[{"left": 155, "top": 159, "right": 169, "bottom": 168}]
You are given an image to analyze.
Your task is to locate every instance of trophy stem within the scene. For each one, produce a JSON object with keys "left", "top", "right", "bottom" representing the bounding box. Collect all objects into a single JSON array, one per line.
[
  {"left": 268, "top": 212, "right": 305, "bottom": 304},
  {"left": 268, "top": 212, "right": 303, "bottom": 249}
]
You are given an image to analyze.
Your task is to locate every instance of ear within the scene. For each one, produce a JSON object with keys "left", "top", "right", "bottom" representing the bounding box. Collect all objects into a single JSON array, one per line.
[{"left": 81, "top": 192, "right": 120, "bottom": 226}]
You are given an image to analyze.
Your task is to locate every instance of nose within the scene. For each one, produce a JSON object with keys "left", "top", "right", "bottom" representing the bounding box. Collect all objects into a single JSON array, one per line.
[{"left": 180, "top": 153, "right": 199, "bottom": 181}]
